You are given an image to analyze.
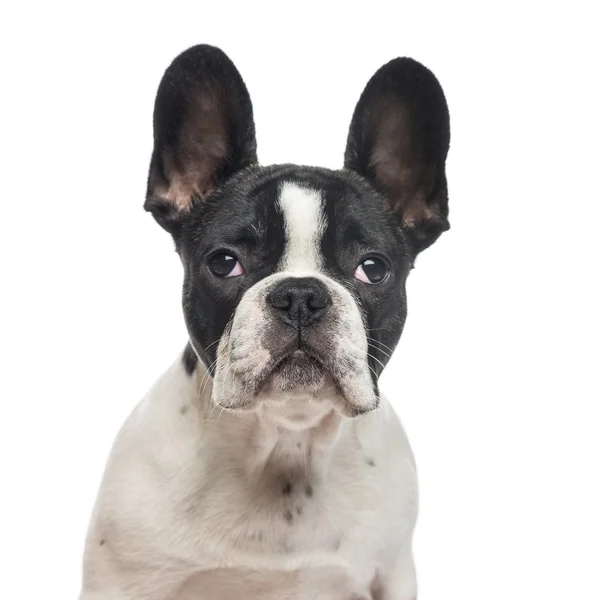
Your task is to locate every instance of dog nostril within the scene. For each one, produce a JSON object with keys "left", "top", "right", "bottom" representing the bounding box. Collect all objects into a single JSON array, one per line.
[
  {"left": 269, "top": 292, "right": 292, "bottom": 310},
  {"left": 307, "top": 294, "right": 329, "bottom": 311}
]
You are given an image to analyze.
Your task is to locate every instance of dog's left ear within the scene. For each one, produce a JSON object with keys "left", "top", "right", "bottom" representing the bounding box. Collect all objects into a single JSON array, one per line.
[
  {"left": 344, "top": 58, "right": 450, "bottom": 254},
  {"left": 145, "top": 45, "right": 257, "bottom": 236}
]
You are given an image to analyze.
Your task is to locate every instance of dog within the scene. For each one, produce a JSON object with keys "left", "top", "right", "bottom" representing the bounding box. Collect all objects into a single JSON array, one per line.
[{"left": 79, "top": 44, "right": 450, "bottom": 600}]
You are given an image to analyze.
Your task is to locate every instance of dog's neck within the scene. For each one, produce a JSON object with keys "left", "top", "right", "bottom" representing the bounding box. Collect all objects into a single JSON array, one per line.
[{"left": 193, "top": 359, "right": 349, "bottom": 484}]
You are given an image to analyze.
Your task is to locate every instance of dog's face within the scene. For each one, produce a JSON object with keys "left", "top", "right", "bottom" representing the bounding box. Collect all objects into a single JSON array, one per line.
[
  {"left": 145, "top": 46, "right": 450, "bottom": 420},
  {"left": 177, "top": 168, "right": 411, "bottom": 419}
]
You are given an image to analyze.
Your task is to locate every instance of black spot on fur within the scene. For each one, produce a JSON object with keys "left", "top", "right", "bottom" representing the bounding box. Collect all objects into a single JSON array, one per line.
[
  {"left": 282, "top": 481, "right": 293, "bottom": 496},
  {"left": 182, "top": 343, "right": 198, "bottom": 376},
  {"left": 99, "top": 539, "right": 106, "bottom": 546},
  {"left": 297, "top": 442, "right": 302, "bottom": 449},
  {"left": 305, "top": 484, "right": 313, "bottom": 497},
  {"left": 180, "top": 405, "right": 189, "bottom": 415},
  {"left": 332, "top": 537, "right": 342, "bottom": 551},
  {"left": 284, "top": 510, "right": 293, "bottom": 523},
  {"left": 296, "top": 506, "right": 302, "bottom": 516},
  {"left": 366, "top": 458, "right": 376, "bottom": 467}
]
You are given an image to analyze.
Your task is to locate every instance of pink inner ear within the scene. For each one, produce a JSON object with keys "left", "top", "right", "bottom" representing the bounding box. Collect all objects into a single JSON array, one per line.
[{"left": 354, "top": 264, "right": 370, "bottom": 283}]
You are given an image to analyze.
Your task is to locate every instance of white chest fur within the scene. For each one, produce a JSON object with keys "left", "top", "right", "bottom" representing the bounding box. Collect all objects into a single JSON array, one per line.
[{"left": 81, "top": 354, "right": 418, "bottom": 600}]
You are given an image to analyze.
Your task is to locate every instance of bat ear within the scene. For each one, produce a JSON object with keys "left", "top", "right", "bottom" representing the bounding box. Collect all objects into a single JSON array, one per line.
[
  {"left": 344, "top": 57, "right": 450, "bottom": 253},
  {"left": 145, "top": 45, "right": 257, "bottom": 236}
]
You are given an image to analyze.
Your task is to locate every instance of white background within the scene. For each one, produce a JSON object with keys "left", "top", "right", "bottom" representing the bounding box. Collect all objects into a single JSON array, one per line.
[{"left": 1, "top": 2, "right": 597, "bottom": 598}]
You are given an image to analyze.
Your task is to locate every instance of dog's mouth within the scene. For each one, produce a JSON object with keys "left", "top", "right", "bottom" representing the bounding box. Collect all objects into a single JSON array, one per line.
[
  {"left": 219, "top": 311, "right": 379, "bottom": 416},
  {"left": 256, "top": 348, "right": 330, "bottom": 395},
  {"left": 275, "top": 349, "right": 325, "bottom": 378},
  {"left": 249, "top": 344, "right": 376, "bottom": 418}
]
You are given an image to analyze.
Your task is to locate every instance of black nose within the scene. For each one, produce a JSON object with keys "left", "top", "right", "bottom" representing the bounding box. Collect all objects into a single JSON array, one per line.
[{"left": 267, "top": 277, "right": 332, "bottom": 327}]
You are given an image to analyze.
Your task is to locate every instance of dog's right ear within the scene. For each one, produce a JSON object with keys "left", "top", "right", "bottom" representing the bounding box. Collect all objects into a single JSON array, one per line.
[{"left": 145, "top": 45, "right": 257, "bottom": 236}]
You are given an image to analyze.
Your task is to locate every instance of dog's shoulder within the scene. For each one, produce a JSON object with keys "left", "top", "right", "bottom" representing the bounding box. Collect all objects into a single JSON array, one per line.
[{"left": 83, "top": 353, "right": 208, "bottom": 550}]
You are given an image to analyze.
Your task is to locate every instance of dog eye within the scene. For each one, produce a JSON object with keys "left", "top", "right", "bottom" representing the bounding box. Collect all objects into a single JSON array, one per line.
[
  {"left": 208, "top": 253, "right": 244, "bottom": 278},
  {"left": 355, "top": 257, "right": 389, "bottom": 284}
]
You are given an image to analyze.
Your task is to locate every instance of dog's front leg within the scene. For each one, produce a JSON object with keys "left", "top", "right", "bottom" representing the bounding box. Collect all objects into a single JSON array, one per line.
[
  {"left": 375, "top": 543, "right": 417, "bottom": 600},
  {"left": 79, "top": 556, "right": 188, "bottom": 600},
  {"left": 80, "top": 577, "right": 183, "bottom": 600},
  {"left": 79, "top": 577, "right": 183, "bottom": 600},
  {"left": 79, "top": 590, "right": 131, "bottom": 600}
]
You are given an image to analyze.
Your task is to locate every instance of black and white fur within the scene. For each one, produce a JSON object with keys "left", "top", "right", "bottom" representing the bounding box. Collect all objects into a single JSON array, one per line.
[{"left": 80, "top": 45, "right": 450, "bottom": 600}]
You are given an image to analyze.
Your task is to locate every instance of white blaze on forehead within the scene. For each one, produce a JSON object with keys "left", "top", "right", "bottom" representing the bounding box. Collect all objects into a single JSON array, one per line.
[{"left": 277, "top": 182, "right": 327, "bottom": 272}]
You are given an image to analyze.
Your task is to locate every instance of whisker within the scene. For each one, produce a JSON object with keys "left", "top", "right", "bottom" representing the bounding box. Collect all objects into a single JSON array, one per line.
[
  {"left": 366, "top": 337, "right": 395, "bottom": 354},
  {"left": 208, "top": 392, "right": 223, "bottom": 419},
  {"left": 199, "top": 357, "right": 218, "bottom": 398},
  {"left": 367, "top": 352, "right": 386, "bottom": 371},
  {"left": 366, "top": 339, "right": 393, "bottom": 360},
  {"left": 203, "top": 337, "right": 223, "bottom": 353},
  {"left": 366, "top": 360, "right": 379, "bottom": 380}
]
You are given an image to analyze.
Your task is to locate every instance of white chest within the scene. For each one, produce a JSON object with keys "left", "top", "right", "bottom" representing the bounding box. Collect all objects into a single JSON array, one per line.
[
  {"left": 160, "top": 415, "right": 393, "bottom": 598},
  {"left": 175, "top": 459, "right": 385, "bottom": 599},
  {"left": 82, "top": 362, "right": 417, "bottom": 600},
  {"left": 186, "top": 428, "right": 385, "bottom": 563}
]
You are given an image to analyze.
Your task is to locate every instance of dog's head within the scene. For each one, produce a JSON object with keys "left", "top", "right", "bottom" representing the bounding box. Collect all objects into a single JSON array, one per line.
[{"left": 145, "top": 46, "right": 450, "bottom": 422}]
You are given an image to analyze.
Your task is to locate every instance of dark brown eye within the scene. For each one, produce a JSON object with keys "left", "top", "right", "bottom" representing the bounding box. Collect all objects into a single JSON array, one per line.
[
  {"left": 208, "top": 253, "right": 244, "bottom": 278},
  {"left": 355, "top": 257, "right": 389, "bottom": 284}
]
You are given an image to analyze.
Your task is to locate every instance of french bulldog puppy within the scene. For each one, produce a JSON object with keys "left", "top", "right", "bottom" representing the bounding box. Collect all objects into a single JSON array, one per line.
[{"left": 80, "top": 44, "right": 450, "bottom": 600}]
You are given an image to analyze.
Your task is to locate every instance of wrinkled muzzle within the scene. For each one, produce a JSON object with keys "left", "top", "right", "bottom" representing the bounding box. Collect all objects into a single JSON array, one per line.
[{"left": 211, "top": 272, "right": 379, "bottom": 417}]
